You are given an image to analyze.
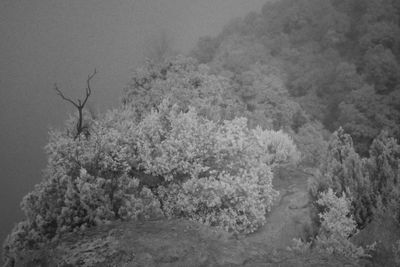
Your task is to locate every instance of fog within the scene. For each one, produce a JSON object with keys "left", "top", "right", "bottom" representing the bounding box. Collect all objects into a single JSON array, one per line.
[{"left": 0, "top": 0, "right": 267, "bottom": 245}]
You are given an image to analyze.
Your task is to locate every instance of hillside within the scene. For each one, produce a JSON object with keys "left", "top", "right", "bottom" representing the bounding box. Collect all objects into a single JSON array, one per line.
[
  {"left": 9, "top": 167, "right": 360, "bottom": 267},
  {"left": 6, "top": 161, "right": 399, "bottom": 266},
  {"left": 4, "top": 1, "right": 400, "bottom": 266}
]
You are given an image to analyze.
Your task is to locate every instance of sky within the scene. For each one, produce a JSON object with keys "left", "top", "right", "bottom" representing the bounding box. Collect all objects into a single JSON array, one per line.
[{"left": 0, "top": 0, "right": 268, "bottom": 248}]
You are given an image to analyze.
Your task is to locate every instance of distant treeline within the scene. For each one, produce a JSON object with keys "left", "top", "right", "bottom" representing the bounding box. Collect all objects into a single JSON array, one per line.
[{"left": 191, "top": 0, "right": 400, "bottom": 155}]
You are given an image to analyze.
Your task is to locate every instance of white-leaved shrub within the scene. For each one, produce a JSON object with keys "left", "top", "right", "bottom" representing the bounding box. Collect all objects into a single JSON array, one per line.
[
  {"left": 3, "top": 97, "right": 299, "bottom": 263},
  {"left": 3, "top": 108, "right": 161, "bottom": 262},
  {"left": 131, "top": 100, "right": 298, "bottom": 233}
]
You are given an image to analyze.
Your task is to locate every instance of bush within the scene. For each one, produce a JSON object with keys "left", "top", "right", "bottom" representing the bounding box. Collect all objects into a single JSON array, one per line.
[
  {"left": 4, "top": 99, "right": 299, "bottom": 262},
  {"left": 3, "top": 114, "right": 162, "bottom": 259},
  {"left": 367, "top": 131, "right": 400, "bottom": 223},
  {"left": 289, "top": 187, "right": 370, "bottom": 260},
  {"left": 122, "top": 55, "right": 245, "bottom": 122},
  {"left": 311, "top": 128, "right": 400, "bottom": 228},
  {"left": 133, "top": 101, "right": 299, "bottom": 233},
  {"left": 314, "top": 188, "right": 368, "bottom": 259},
  {"left": 310, "top": 128, "right": 375, "bottom": 227}
]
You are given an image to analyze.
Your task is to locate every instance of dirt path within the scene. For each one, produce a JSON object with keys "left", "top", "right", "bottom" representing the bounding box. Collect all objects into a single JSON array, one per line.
[{"left": 245, "top": 167, "right": 313, "bottom": 251}]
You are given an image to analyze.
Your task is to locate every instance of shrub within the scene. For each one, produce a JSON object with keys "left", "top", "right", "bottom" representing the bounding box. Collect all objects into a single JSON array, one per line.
[
  {"left": 4, "top": 98, "right": 299, "bottom": 262},
  {"left": 3, "top": 108, "right": 162, "bottom": 260},
  {"left": 366, "top": 131, "right": 400, "bottom": 223},
  {"left": 132, "top": 101, "right": 299, "bottom": 233},
  {"left": 312, "top": 128, "right": 400, "bottom": 227},
  {"left": 314, "top": 188, "right": 368, "bottom": 259},
  {"left": 311, "top": 128, "right": 375, "bottom": 227},
  {"left": 122, "top": 55, "right": 245, "bottom": 122}
]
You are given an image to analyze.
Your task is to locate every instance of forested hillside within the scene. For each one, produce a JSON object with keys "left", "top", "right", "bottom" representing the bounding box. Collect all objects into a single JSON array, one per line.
[
  {"left": 3, "top": 0, "right": 400, "bottom": 266},
  {"left": 192, "top": 0, "right": 400, "bottom": 155}
]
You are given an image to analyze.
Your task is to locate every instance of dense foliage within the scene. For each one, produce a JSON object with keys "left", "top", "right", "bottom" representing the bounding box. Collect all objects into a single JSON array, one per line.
[
  {"left": 314, "top": 188, "right": 367, "bottom": 259},
  {"left": 3, "top": 60, "right": 299, "bottom": 263},
  {"left": 191, "top": 0, "right": 400, "bottom": 155},
  {"left": 5, "top": 0, "right": 400, "bottom": 263},
  {"left": 189, "top": 3, "right": 400, "bottom": 258},
  {"left": 123, "top": 55, "right": 322, "bottom": 166},
  {"left": 122, "top": 56, "right": 245, "bottom": 122},
  {"left": 310, "top": 128, "right": 400, "bottom": 229}
]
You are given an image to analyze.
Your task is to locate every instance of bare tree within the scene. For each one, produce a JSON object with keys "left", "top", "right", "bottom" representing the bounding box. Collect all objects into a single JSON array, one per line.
[{"left": 54, "top": 69, "right": 97, "bottom": 139}]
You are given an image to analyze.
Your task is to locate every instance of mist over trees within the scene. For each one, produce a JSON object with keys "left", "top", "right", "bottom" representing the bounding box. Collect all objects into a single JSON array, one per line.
[
  {"left": 191, "top": 0, "right": 400, "bottom": 156},
  {"left": 189, "top": 1, "right": 400, "bottom": 257},
  {"left": 3, "top": 56, "right": 299, "bottom": 264},
  {"left": 3, "top": 0, "right": 400, "bottom": 265}
]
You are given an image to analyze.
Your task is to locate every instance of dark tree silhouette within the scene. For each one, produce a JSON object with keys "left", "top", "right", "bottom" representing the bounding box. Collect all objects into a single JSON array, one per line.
[{"left": 54, "top": 69, "right": 97, "bottom": 139}]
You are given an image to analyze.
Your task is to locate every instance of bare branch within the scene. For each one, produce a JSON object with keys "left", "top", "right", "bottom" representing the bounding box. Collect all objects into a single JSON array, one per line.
[
  {"left": 54, "top": 84, "right": 79, "bottom": 108},
  {"left": 83, "top": 68, "right": 96, "bottom": 106},
  {"left": 87, "top": 68, "right": 97, "bottom": 82},
  {"left": 54, "top": 69, "right": 97, "bottom": 139}
]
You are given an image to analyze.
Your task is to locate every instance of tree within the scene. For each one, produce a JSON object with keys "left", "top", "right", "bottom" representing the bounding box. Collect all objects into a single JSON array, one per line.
[
  {"left": 337, "top": 83, "right": 400, "bottom": 155},
  {"left": 233, "top": 63, "right": 303, "bottom": 131},
  {"left": 314, "top": 188, "right": 367, "bottom": 259},
  {"left": 362, "top": 45, "right": 400, "bottom": 93},
  {"left": 4, "top": 83, "right": 300, "bottom": 264},
  {"left": 141, "top": 101, "right": 299, "bottom": 233},
  {"left": 367, "top": 131, "right": 400, "bottom": 222},
  {"left": 54, "top": 69, "right": 97, "bottom": 139},
  {"left": 312, "top": 128, "right": 375, "bottom": 227},
  {"left": 122, "top": 56, "right": 245, "bottom": 122},
  {"left": 209, "top": 34, "right": 268, "bottom": 74}
]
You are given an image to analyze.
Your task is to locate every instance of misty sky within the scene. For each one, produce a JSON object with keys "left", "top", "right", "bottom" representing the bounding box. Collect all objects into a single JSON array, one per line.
[{"left": 0, "top": 0, "right": 267, "bottom": 246}]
